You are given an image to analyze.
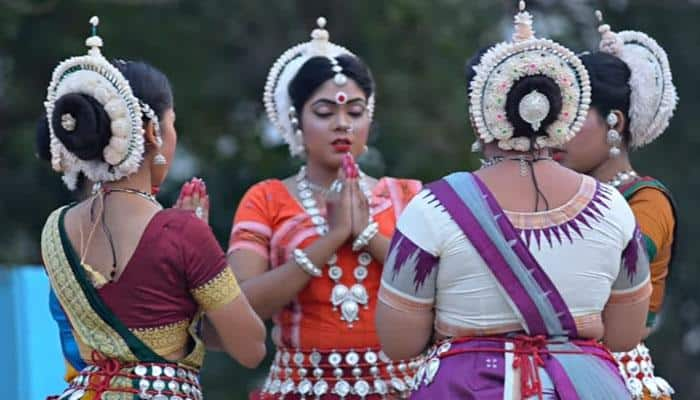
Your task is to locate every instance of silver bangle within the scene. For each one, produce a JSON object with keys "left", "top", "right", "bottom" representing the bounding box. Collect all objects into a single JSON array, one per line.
[
  {"left": 352, "top": 222, "right": 379, "bottom": 252},
  {"left": 293, "top": 249, "right": 322, "bottom": 277}
]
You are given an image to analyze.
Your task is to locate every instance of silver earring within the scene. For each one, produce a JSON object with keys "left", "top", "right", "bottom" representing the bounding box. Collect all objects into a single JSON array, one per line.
[
  {"left": 289, "top": 106, "right": 303, "bottom": 138},
  {"left": 606, "top": 112, "right": 622, "bottom": 158},
  {"left": 471, "top": 139, "right": 483, "bottom": 153},
  {"left": 153, "top": 136, "right": 167, "bottom": 166},
  {"left": 153, "top": 153, "right": 167, "bottom": 166}
]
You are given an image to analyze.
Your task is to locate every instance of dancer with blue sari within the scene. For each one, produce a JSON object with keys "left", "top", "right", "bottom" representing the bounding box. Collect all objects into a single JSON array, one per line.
[{"left": 41, "top": 17, "right": 265, "bottom": 400}]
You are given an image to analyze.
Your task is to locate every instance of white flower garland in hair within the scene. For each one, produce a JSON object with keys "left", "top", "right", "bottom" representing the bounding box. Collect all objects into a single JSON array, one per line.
[
  {"left": 44, "top": 16, "right": 145, "bottom": 190},
  {"left": 469, "top": 1, "right": 591, "bottom": 152},
  {"left": 596, "top": 11, "right": 677, "bottom": 149},
  {"left": 263, "top": 17, "right": 376, "bottom": 157}
]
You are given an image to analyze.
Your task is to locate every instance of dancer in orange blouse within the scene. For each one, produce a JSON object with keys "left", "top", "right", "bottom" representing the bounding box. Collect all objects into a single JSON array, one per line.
[{"left": 229, "top": 17, "right": 421, "bottom": 400}]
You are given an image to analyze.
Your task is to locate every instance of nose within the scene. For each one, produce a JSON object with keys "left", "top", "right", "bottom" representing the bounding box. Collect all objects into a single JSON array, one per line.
[{"left": 335, "top": 112, "right": 353, "bottom": 134}]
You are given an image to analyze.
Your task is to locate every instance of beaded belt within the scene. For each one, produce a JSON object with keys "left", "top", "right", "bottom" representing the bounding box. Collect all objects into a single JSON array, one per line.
[
  {"left": 54, "top": 354, "right": 202, "bottom": 400},
  {"left": 614, "top": 343, "right": 674, "bottom": 399},
  {"left": 261, "top": 347, "right": 423, "bottom": 399}
]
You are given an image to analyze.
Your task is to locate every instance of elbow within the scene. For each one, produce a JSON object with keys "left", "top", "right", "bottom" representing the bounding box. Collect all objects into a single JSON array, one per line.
[
  {"left": 380, "top": 345, "right": 420, "bottom": 362},
  {"left": 236, "top": 342, "right": 267, "bottom": 369},
  {"left": 604, "top": 336, "right": 642, "bottom": 353},
  {"left": 603, "top": 329, "right": 644, "bottom": 352}
]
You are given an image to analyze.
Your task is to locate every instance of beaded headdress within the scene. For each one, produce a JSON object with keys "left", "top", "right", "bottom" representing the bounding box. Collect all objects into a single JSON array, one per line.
[
  {"left": 263, "top": 17, "right": 375, "bottom": 157},
  {"left": 469, "top": 1, "right": 591, "bottom": 152},
  {"left": 596, "top": 11, "right": 678, "bottom": 149},
  {"left": 44, "top": 17, "right": 149, "bottom": 190}
]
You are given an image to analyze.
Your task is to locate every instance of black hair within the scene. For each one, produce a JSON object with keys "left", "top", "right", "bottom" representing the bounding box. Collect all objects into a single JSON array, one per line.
[
  {"left": 289, "top": 54, "right": 374, "bottom": 113},
  {"left": 35, "top": 116, "right": 52, "bottom": 161},
  {"left": 38, "top": 60, "right": 173, "bottom": 163},
  {"left": 465, "top": 46, "right": 491, "bottom": 93},
  {"left": 505, "top": 75, "right": 563, "bottom": 139},
  {"left": 579, "top": 51, "right": 632, "bottom": 135}
]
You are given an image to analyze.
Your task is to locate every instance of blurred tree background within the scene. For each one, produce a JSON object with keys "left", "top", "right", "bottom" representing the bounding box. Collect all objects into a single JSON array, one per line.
[{"left": 1, "top": 0, "right": 698, "bottom": 398}]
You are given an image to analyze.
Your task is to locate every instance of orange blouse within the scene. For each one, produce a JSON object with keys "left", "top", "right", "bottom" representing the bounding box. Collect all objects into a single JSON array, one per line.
[
  {"left": 628, "top": 187, "right": 675, "bottom": 316},
  {"left": 228, "top": 177, "right": 421, "bottom": 350}
]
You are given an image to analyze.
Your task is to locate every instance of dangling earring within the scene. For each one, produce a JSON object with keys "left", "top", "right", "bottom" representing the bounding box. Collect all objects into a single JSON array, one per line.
[
  {"left": 471, "top": 139, "right": 483, "bottom": 153},
  {"left": 606, "top": 112, "right": 622, "bottom": 158},
  {"left": 141, "top": 101, "right": 167, "bottom": 166},
  {"left": 153, "top": 135, "right": 167, "bottom": 166},
  {"left": 363, "top": 145, "right": 369, "bottom": 154},
  {"left": 289, "top": 106, "right": 305, "bottom": 157}
]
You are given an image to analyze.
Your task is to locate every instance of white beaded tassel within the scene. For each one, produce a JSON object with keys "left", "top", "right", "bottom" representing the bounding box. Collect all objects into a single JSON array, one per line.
[{"left": 85, "top": 16, "right": 103, "bottom": 56}]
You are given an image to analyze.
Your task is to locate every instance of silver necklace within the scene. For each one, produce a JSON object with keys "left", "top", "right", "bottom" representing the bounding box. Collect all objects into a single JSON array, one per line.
[
  {"left": 296, "top": 166, "right": 373, "bottom": 327},
  {"left": 103, "top": 187, "right": 162, "bottom": 209},
  {"left": 608, "top": 170, "right": 638, "bottom": 187},
  {"left": 480, "top": 155, "right": 553, "bottom": 176}
]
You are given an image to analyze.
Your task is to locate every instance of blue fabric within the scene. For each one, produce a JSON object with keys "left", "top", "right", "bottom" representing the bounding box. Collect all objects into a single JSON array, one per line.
[
  {"left": 548, "top": 342, "right": 631, "bottom": 400},
  {"left": 49, "top": 287, "right": 87, "bottom": 371}
]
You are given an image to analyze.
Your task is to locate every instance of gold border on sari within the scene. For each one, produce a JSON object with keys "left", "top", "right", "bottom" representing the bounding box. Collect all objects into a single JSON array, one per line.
[{"left": 41, "top": 207, "right": 137, "bottom": 361}]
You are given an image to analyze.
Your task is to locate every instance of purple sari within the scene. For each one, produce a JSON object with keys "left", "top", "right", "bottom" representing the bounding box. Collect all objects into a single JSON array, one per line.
[{"left": 407, "top": 172, "right": 630, "bottom": 400}]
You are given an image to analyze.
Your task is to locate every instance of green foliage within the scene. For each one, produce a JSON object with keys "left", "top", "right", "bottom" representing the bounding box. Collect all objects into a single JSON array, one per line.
[{"left": 1, "top": 1, "right": 698, "bottom": 398}]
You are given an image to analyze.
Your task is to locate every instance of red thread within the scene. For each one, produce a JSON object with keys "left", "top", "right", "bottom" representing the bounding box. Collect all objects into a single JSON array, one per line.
[{"left": 438, "top": 336, "right": 616, "bottom": 400}]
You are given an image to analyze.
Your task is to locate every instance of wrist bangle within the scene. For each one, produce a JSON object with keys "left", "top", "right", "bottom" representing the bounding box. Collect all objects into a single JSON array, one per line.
[
  {"left": 293, "top": 249, "right": 322, "bottom": 277},
  {"left": 352, "top": 222, "right": 379, "bottom": 252}
]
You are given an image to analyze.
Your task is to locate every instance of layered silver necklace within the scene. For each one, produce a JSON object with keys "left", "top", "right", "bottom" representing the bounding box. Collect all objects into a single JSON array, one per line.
[
  {"left": 295, "top": 166, "right": 374, "bottom": 327},
  {"left": 608, "top": 170, "right": 638, "bottom": 187}
]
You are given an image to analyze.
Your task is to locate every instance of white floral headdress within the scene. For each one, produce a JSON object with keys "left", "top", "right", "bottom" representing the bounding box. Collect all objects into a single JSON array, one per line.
[
  {"left": 263, "top": 17, "right": 375, "bottom": 157},
  {"left": 596, "top": 10, "right": 678, "bottom": 149},
  {"left": 469, "top": 1, "right": 591, "bottom": 152},
  {"left": 44, "top": 17, "right": 146, "bottom": 190}
]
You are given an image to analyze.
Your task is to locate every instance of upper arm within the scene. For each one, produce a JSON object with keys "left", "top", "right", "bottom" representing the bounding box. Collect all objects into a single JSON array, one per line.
[
  {"left": 378, "top": 192, "right": 441, "bottom": 313},
  {"left": 182, "top": 216, "right": 242, "bottom": 311},
  {"left": 181, "top": 215, "right": 266, "bottom": 366},
  {"left": 377, "top": 193, "right": 440, "bottom": 359},
  {"left": 628, "top": 188, "right": 675, "bottom": 319},
  {"left": 628, "top": 188, "right": 674, "bottom": 257},
  {"left": 227, "top": 183, "right": 275, "bottom": 283},
  {"left": 603, "top": 225, "right": 652, "bottom": 351}
]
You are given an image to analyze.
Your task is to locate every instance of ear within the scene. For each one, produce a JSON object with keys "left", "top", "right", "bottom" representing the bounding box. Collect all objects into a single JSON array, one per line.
[
  {"left": 143, "top": 120, "right": 158, "bottom": 147},
  {"left": 611, "top": 109, "right": 627, "bottom": 132}
]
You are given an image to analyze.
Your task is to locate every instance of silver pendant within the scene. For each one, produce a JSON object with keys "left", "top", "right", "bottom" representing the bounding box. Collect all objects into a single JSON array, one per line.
[
  {"left": 331, "top": 284, "right": 350, "bottom": 307},
  {"left": 334, "top": 380, "right": 351, "bottom": 398},
  {"left": 269, "top": 379, "right": 281, "bottom": 394},
  {"left": 152, "top": 379, "right": 166, "bottom": 391},
  {"left": 298, "top": 379, "right": 312, "bottom": 395},
  {"left": 135, "top": 364, "right": 148, "bottom": 376},
  {"left": 340, "top": 300, "right": 360, "bottom": 323},
  {"left": 425, "top": 357, "right": 441, "bottom": 385},
  {"left": 373, "top": 379, "right": 388, "bottom": 395},
  {"left": 391, "top": 376, "right": 407, "bottom": 392},
  {"left": 281, "top": 378, "right": 295, "bottom": 394},
  {"left": 345, "top": 351, "right": 360, "bottom": 366},
  {"left": 313, "top": 380, "right": 329, "bottom": 397},
  {"left": 416, "top": 363, "right": 427, "bottom": 387},
  {"left": 364, "top": 351, "right": 378, "bottom": 364},
  {"left": 350, "top": 283, "right": 369, "bottom": 305},
  {"left": 354, "top": 379, "right": 371, "bottom": 398}
]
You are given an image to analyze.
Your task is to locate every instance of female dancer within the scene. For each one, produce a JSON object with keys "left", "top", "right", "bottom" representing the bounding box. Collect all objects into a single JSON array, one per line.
[
  {"left": 41, "top": 17, "right": 265, "bottom": 399},
  {"left": 376, "top": 3, "right": 651, "bottom": 398},
  {"left": 555, "top": 11, "right": 678, "bottom": 399},
  {"left": 228, "top": 17, "right": 422, "bottom": 399}
]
